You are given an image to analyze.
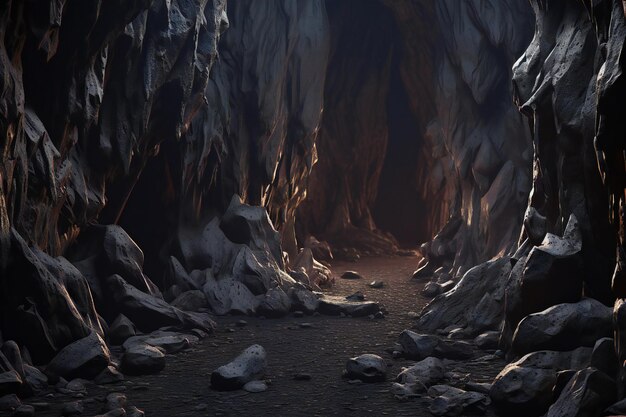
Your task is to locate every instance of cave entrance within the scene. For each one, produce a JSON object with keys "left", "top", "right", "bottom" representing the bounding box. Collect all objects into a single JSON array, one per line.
[{"left": 372, "top": 46, "right": 429, "bottom": 247}]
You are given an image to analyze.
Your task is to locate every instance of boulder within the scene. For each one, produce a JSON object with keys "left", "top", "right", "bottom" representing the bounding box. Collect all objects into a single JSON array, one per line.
[
  {"left": 511, "top": 298, "right": 612, "bottom": 355},
  {"left": 345, "top": 354, "right": 387, "bottom": 382},
  {"left": 257, "top": 287, "right": 291, "bottom": 318},
  {"left": 121, "top": 344, "right": 166, "bottom": 376},
  {"left": 317, "top": 296, "right": 379, "bottom": 317},
  {"left": 211, "top": 345, "right": 267, "bottom": 391},
  {"left": 421, "top": 282, "right": 442, "bottom": 298},
  {"left": 398, "top": 331, "right": 472, "bottom": 360},
  {"left": 106, "top": 274, "right": 183, "bottom": 330},
  {"left": 94, "top": 366, "right": 124, "bottom": 385},
  {"left": 171, "top": 290, "right": 208, "bottom": 312},
  {"left": 474, "top": 331, "right": 499, "bottom": 350},
  {"left": 23, "top": 365, "right": 48, "bottom": 393},
  {"left": 490, "top": 348, "right": 593, "bottom": 416},
  {"left": 289, "top": 286, "right": 319, "bottom": 314},
  {"left": 546, "top": 367, "right": 616, "bottom": 417},
  {"left": 590, "top": 338, "right": 617, "bottom": 379},
  {"left": 46, "top": 332, "right": 110, "bottom": 380},
  {"left": 202, "top": 274, "right": 259, "bottom": 316},
  {"left": 108, "top": 314, "right": 138, "bottom": 345},
  {"left": 290, "top": 248, "right": 333, "bottom": 288}
]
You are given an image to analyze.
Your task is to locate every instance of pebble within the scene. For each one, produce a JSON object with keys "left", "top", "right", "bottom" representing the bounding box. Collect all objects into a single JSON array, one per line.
[
  {"left": 236, "top": 320, "right": 248, "bottom": 327},
  {"left": 298, "top": 323, "right": 313, "bottom": 329},
  {"left": 369, "top": 281, "right": 384, "bottom": 289},
  {"left": 294, "top": 373, "right": 312, "bottom": 381},
  {"left": 243, "top": 380, "right": 268, "bottom": 393}
]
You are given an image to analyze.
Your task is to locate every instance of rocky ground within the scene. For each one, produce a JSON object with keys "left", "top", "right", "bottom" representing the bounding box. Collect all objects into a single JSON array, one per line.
[{"left": 20, "top": 255, "right": 505, "bottom": 417}]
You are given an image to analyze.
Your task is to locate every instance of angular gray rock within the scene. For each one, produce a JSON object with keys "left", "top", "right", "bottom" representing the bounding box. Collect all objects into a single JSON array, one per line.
[
  {"left": 242, "top": 380, "right": 268, "bottom": 393},
  {"left": 340, "top": 271, "right": 363, "bottom": 280},
  {"left": 211, "top": 345, "right": 267, "bottom": 391},
  {"left": 46, "top": 332, "right": 110, "bottom": 380},
  {"left": 398, "top": 331, "right": 472, "bottom": 360},
  {"left": 108, "top": 314, "right": 138, "bottom": 345},
  {"left": 395, "top": 357, "right": 445, "bottom": 395},
  {"left": 123, "top": 331, "right": 197, "bottom": 354},
  {"left": 121, "top": 345, "right": 166, "bottom": 376},
  {"left": 317, "top": 296, "right": 379, "bottom": 317},
  {"left": 257, "top": 287, "right": 292, "bottom": 318},
  {"left": 511, "top": 298, "right": 612, "bottom": 356},
  {"left": 345, "top": 354, "right": 387, "bottom": 382},
  {"left": 202, "top": 274, "right": 259, "bottom": 316},
  {"left": 171, "top": 290, "right": 208, "bottom": 312}
]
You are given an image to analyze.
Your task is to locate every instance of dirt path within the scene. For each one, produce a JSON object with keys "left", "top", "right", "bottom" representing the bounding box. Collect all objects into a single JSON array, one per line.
[{"left": 35, "top": 256, "right": 504, "bottom": 416}]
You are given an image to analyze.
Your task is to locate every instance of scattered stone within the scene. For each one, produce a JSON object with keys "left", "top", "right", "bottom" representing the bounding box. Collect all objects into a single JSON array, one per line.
[
  {"left": 398, "top": 331, "right": 472, "bottom": 360},
  {"left": 293, "top": 311, "right": 304, "bottom": 318},
  {"left": 396, "top": 357, "right": 445, "bottom": 390},
  {"left": 121, "top": 345, "right": 166, "bottom": 376},
  {"left": 464, "top": 382, "right": 491, "bottom": 395},
  {"left": 511, "top": 298, "right": 612, "bottom": 356},
  {"left": 345, "top": 292, "right": 365, "bottom": 302},
  {"left": 105, "top": 393, "right": 127, "bottom": 411},
  {"left": 236, "top": 320, "right": 248, "bottom": 327},
  {"left": 298, "top": 323, "right": 313, "bottom": 329},
  {"left": 65, "top": 379, "right": 87, "bottom": 394},
  {"left": 294, "top": 373, "right": 311, "bottom": 381},
  {"left": 211, "top": 345, "right": 267, "bottom": 391},
  {"left": 345, "top": 354, "right": 387, "bottom": 382},
  {"left": 340, "top": 271, "right": 363, "bottom": 280},
  {"left": 369, "top": 281, "right": 384, "bottom": 289},
  {"left": 290, "top": 288, "right": 319, "bottom": 314},
  {"left": 123, "top": 331, "right": 196, "bottom": 354},
  {"left": 439, "top": 280, "right": 455, "bottom": 293},
  {"left": 94, "top": 366, "right": 124, "bottom": 385},
  {"left": 374, "top": 311, "right": 385, "bottom": 319},
  {"left": 428, "top": 385, "right": 489, "bottom": 416},
  {"left": 545, "top": 367, "right": 615, "bottom": 417},
  {"left": 317, "top": 296, "right": 379, "bottom": 317},
  {"left": 243, "top": 380, "right": 268, "bottom": 393},
  {"left": 61, "top": 401, "right": 84, "bottom": 416}
]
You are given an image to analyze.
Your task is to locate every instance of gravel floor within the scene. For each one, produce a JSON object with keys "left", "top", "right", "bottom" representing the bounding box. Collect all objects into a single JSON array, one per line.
[{"left": 32, "top": 255, "right": 505, "bottom": 417}]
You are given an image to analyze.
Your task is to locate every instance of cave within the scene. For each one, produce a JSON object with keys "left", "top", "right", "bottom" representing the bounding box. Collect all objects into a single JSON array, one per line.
[{"left": 1, "top": 1, "right": 626, "bottom": 416}]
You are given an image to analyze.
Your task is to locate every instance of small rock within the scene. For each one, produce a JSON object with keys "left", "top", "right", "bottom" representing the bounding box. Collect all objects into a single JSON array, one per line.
[
  {"left": 293, "top": 311, "right": 304, "bottom": 318},
  {"left": 474, "top": 331, "right": 499, "bottom": 350},
  {"left": 243, "top": 380, "right": 268, "bottom": 393},
  {"left": 23, "top": 365, "right": 47, "bottom": 394},
  {"left": 345, "top": 292, "right": 365, "bottom": 302},
  {"left": 236, "top": 320, "right": 248, "bottom": 328},
  {"left": 421, "top": 282, "right": 442, "bottom": 298},
  {"left": 298, "top": 323, "right": 313, "bottom": 329},
  {"left": 66, "top": 379, "right": 87, "bottom": 394},
  {"left": 396, "top": 357, "right": 445, "bottom": 388},
  {"left": 94, "top": 366, "right": 124, "bottom": 385},
  {"left": 345, "top": 354, "right": 387, "bottom": 382},
  {"left": 211, "top": 345, "right": 267, "bottom": 391},
  {"left": 368, "top": 281, "right": 384, "bottom": 289},
  {"left": 46, "top": 332, "right": 110, "bottom": 380},
  {"left": 340, "top": 271, "right": 363, "bottom": 280},
  {"left": 105, "top": 393, "right": 127, "bottom": 411},
  {"left": 428, "top": 385, "right": 488, "bottom": 416},
  {"left": 108, "top": 315, "right": 138, "bottom": 345},
  {"left": 374, "top": 312, "right": 385, "bottom": 319},
  {"left": 294, "top": 373, "right": 311, "bottom": 381},
  {"left": 464, "top": 381, "right": 491, "bottom": 395}
]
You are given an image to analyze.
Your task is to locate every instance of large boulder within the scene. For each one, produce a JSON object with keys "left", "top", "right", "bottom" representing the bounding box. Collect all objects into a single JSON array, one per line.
[
  {"left": 46, "top": 332, "right": 110, "bottom": 380},
  {"left": 490, "top": 348, "right": 593, "bottom": 416},
  {"left": 398, "top": 331, "right": 472, "bottom": 360},
  {"left": 211, "top": 345, "right": 267, "bottom": 391},
  {"left": 545, "top": 367, "right": 616, "bottom": 417},
  {"left": 345, "top": 354, "right": 387, "bottom": 382},
  {"left": 504, "top": 215, "right": 584, "bottom": 347},
  {"left": 511, "top": 298, "right": 612, "bottom": 356}
]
